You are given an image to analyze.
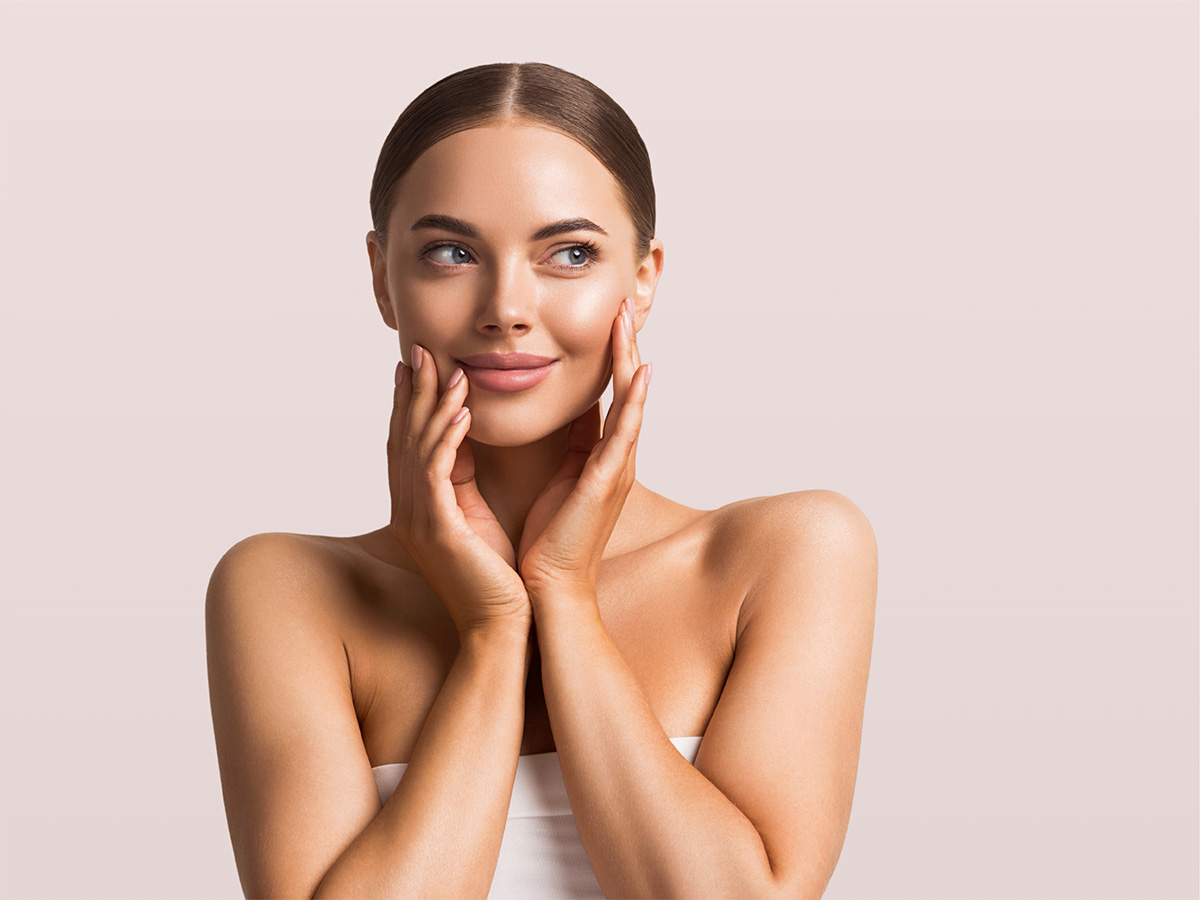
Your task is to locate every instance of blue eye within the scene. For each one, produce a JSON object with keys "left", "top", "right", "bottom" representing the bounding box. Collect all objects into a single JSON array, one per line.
[
  {"left": 550, "top": 244, "right": 598, "bottom": 269},
  {"left": 423, "top": 240, "right": 600, "bottom": 272},
  {"left": 553, "top": 247, "right": 587, "bottom": 266},
  {"left": 426, "top": 244, "right": 473, "bottom": 266}
]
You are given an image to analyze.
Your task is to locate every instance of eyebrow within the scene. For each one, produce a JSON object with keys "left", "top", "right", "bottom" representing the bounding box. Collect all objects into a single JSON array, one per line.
[{"left": 410, "top": 214, "right": 609, "bottom": 242}]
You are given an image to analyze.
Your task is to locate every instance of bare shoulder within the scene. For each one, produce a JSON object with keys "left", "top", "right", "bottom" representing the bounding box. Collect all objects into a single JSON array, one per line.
[
  {"left": 710, "top": 486, "right": 871, "bottom": 536},
  {"left": 208, "top": 530, "right": 345, "bottom": 582},
  {"left": 206, "top": 531, "right": 358, "bottom": 623},
  {"left": 204, "top": 531, "right": 382, "bottom": 685},
  {"left": 689, "top": 491, "right": 878, "bottom": 896},
  {"left": 205, "top": 532, "right": 382, "bottom": 897},
  {"left": 704, "top": 490, "right": 878, "bottom": 631}
]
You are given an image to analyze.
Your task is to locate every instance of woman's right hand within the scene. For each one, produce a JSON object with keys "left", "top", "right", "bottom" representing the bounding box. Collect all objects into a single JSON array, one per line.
[{"left": 388, "top": 345, "right": 531, "bottom": 638}]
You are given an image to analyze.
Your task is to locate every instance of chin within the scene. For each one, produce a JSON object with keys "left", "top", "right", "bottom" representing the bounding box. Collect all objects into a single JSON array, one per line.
[
  {"left": 464, "top": 393, "right": 602, "bottom": 448},
  {"left": 462, "top": 408, "right": 564, "bottom": 448}
]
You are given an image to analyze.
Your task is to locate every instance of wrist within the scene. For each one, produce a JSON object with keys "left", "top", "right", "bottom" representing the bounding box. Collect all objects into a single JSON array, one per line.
[
  {"left": 526, "top": 579, "right": 596, "bottom": 611},
  {"left": 456, "top": 620, "right": 534, "bottom": 682},
  {"left": 457, "top": 615, "right": 532, "bottom": 649}
]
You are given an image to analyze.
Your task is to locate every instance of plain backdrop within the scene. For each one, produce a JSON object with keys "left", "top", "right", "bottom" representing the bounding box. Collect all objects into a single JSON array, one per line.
[{"left": 1, "top": 0, "right": 1196, "bottom": 897}]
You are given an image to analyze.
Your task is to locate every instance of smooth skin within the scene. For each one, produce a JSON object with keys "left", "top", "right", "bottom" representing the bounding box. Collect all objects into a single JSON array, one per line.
[{"left": 206, "top": 121, "right": 878, "bottom": 899}]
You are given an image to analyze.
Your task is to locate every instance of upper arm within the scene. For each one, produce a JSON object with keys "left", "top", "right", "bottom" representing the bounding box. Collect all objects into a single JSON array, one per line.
[
  {"left": 696, "top": 490, "right": 878, "bottom": 899},
  {"left": 205, "top": 533, "right": 382, "bottom": 898}
]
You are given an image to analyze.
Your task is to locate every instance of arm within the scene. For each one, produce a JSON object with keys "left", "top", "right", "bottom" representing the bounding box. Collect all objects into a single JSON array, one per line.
[
  {"left": 316, "top": 623, "right": 532, "bottom": 898},
  {"left": 206, "top": 533, "right": 532, "bottom": 899},
  {"left": 531, "top": 491, "right": 878, "bottom": 899}
]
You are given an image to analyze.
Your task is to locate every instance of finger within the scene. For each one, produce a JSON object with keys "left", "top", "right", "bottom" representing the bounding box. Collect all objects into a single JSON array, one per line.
[
  {"left": 401, "top": 344, "right": 439, "bottom": 514},
  {"left": 415, "top": 366, "right": 469, "bottom": 467},
  {"left": 447, "top": 429, "right": 492, "bottom": 521},
  {"left": 388, "top": 361, "right": 415, "bottom": 523},
  {"left": 595, "top": 362, "right": 650, "bottom": 480},
  {"left": 629, "top": 298, "right": 642, "bottom": 373},
  {"left": 425, "top": 398, "right": 475, "bottom": 531},
  {"left": 604, "top": 298, "right": 635, "bottom": 437},
  {"left": 404, "top": 344, "right": 441, "bottom": 455},
  {"left": 389, "top": 361, "right": 413, "bottom": 454},
  {"left": 560, "top": 401, "right": 603, "bottom": 481},
  {"left": 413, "top": 366, "right": 471, "bottom": 533}
]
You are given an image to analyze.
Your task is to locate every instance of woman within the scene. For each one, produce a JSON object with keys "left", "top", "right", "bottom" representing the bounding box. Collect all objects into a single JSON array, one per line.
[{"left": 207, "top": 62, "right": 877, "bottom": 899}]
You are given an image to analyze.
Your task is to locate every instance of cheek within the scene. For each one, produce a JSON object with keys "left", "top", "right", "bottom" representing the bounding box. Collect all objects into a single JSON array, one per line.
[
  {"left": 392, "top": 285, "right": 463, "bottom": 346},
  {"left": 387, "top": 255, "right": 463, "bottom": 340},
  {"left": 542, "top": 281, "right": 622, "bottom": 355}
]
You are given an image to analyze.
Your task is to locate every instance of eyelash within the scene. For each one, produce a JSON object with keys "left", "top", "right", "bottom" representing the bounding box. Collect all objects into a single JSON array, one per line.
[{"left": 420, "top": 240, "right": 602, "bottom": 273}]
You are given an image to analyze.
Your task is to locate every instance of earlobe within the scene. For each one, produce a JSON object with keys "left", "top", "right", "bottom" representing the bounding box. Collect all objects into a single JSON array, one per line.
[
  {"left": 375, "top": 295, "right": 398, "bottom": 331},
  {"left": 631, "top": 238, "right": 664, "bottom": 329}
]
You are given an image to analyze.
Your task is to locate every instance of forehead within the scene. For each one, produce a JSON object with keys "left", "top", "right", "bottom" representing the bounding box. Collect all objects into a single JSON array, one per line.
[{"left": 389, "top": 122, "right": 628, "bottom": 238}]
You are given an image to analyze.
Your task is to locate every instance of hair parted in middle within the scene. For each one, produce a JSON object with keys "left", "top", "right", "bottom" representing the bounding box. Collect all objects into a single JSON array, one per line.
[{"left": 369, "top": 62, "right": 656, "bottom": 260}]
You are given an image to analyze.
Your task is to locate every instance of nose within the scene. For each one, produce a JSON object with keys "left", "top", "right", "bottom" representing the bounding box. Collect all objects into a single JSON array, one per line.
[{"left": 475, "top": 257, "right": 536, "bottom": 336}]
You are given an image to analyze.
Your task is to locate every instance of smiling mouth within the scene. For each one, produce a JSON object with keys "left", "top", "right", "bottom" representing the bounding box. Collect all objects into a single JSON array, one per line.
[{"left": 457, "top": 359, "right": 557, "bottom": 392}]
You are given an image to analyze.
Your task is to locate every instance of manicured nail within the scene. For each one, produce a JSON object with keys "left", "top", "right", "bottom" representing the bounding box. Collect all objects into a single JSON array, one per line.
[
  {"left": 412, "top": 344, "right": 423, "bottom": 372},
  {"left": 395, "top": 361, "right": 406, "bottom": 386},
  {"left": 645, "top": 362, "right": 653, "bottom": 387},
  {"left": 448, "top": 367, "right": 464, "bottom": 388},
  {"left": 451, "top": 407, "right": 469, "bottom": 424},
  {"left": 622, "top": 301, "right": 633, "bottom": 337}
]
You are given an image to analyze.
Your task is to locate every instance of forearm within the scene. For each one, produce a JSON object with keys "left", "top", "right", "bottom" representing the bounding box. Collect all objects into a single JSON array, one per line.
[
  {"left": 314, "top": 622, "right": 532, "bottom": 899},
  {"left": 532, "top": 594, "right": 776, "bottom": 899}
]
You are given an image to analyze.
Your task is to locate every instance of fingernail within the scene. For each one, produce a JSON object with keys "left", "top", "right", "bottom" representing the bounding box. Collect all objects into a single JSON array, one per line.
[
  {"left": 645, "top": 362, "right": 653, "bottom": 387},
  {"left": 412, "top": 344, "right": 423, "bottom": 372},
  {"left": 622, "top": 301, "right": 633, "bottom": 337},
  {"left": 395, "top": 361, "right": 406, "bottom": 386},
  {"left": 448, "top": 367, "right": 464, "bottom": 388}
]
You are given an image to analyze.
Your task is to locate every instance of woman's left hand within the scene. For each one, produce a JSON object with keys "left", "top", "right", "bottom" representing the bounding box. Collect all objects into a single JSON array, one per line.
[{"left": 517, "top": 297, "right": 652, "bottom": 600}]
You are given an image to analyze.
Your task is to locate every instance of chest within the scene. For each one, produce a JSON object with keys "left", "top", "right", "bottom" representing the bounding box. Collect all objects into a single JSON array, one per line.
[{"left": 343, "top": 550, "right": 741, "bottom": 767}]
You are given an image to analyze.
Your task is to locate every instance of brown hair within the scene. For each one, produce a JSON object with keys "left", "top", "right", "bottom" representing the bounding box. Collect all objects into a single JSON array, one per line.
[{"left": 368, "top": 62, "right": 655, "bottom": 259}]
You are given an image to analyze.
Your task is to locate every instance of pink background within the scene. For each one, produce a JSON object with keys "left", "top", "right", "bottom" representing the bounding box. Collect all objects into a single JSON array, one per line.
[{"left": 1, "top": 1, "right": 1196, "bottom": 896}]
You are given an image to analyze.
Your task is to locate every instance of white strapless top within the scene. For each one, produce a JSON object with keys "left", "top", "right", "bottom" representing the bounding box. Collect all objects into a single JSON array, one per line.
[{"left": 372, "top": 735, "right": 703, "bottom": 899}]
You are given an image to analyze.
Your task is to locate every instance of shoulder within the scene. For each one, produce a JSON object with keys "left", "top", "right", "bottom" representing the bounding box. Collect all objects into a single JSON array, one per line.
[
  {"left": 205, "top": 532, "right": 355, "bottom": 634},
  {"left": 688, "top": 493, "right": 877, "bottom": 896},
  {"left": 208, "top": 531, "right": 344, "bottom": 594},
  {"left": 706, "top": 489, "right": 876, "bottom": 568},
  {"left": 204, "top": 533, "right": 383, "bottom": 898},
  {"left": 713, "top": 488, "right": 874, "bottom": 547},
  {"left": 704, "top": 490, "right": 878, "bottom": 635}
]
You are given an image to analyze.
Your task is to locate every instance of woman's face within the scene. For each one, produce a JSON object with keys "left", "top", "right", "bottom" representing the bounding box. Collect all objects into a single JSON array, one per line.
[{"left": 367, "top": 121, "right": 663, "bottom": 447}]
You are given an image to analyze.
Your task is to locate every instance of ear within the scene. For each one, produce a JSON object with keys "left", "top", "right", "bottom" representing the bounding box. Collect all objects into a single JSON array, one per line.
[
  {"left": 630, "top": 237, "right": 664, "bottom": 332},
  {"left": 366, "top": 230, "right": 398, "bottom": 331}
]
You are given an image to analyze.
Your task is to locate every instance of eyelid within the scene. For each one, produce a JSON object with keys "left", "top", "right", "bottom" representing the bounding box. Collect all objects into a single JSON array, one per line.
[
  {"left": 546, "top": 240, "right": 601, "bottom": 270},
  {"left": 420, "top": 240, "right": 476, "bottom": 268},
  {"left": 419, "top": 238, "right": 601, "bottom": 271}
]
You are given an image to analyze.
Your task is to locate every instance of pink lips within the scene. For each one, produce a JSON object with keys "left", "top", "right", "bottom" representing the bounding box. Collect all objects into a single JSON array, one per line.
[{"left": 456, "top": 353, "right": 558, "bottom": 393}]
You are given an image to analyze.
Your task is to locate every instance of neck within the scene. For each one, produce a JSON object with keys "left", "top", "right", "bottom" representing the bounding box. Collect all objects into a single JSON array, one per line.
[
  {"left": 467, "top": 426, "right": 571, "bottom": 552},
  {"left": 359, "top": 428, "right": 656, "bottom": 573}
]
